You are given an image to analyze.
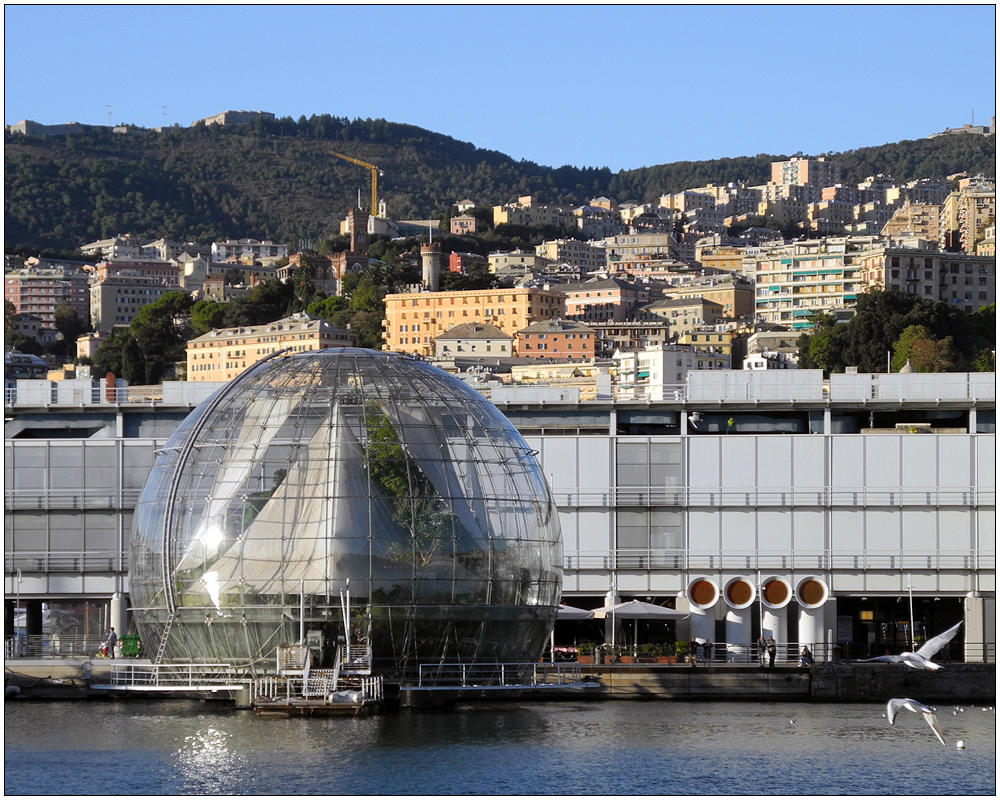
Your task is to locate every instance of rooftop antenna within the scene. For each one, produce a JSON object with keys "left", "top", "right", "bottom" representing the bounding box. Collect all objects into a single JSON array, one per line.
[
  {"left": 429, "top": 221, "right": 433, "bottom": 244},
  {"left": 107, "top": 105, "right": 112, "bottom": 128},
  {"left": 162, "top": 106, "right": 167, "bottom": 127},
  {"left": 358, "top": 188, "right": 362, "bottom": 210}
]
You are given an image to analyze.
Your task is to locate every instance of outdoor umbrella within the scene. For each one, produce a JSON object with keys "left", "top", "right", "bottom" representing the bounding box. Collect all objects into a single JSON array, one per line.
[
  {"left": 551, "top": 604, "right": 595, "bottom": 662},
  {"left": 592, "top": 600, "right": 690, "bottom": 655}
]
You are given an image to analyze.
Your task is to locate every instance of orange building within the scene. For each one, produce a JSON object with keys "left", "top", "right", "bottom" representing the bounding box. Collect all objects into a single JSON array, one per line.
[
  {"left": 382, "top": 287, "right": 566, "bottom": 356},
  {"left": 517, "top": 318, "right": 595, "bottom": 359}
]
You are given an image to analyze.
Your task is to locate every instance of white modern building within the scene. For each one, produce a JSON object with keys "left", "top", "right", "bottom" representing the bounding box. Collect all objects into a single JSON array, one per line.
[{"left": 3, "top": 370, "right": 995, "bottom": 662}]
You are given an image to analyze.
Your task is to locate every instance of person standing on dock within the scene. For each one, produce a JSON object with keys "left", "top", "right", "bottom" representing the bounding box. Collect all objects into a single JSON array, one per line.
[
  {"left": 766, "top": 635, "right": 777, "bottom": 668},
  {"left": 757, "top": 634, "right": 767, "bottom": 667},
  {"left": 106, "top": 627, "right": 118, "bottom": 659}
]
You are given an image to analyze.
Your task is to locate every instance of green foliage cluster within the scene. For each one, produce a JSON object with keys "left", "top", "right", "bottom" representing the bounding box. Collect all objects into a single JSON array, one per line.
[
  {"left": 5, "top": 118, "right": 994, "bottom": 252},
  {"left": 797, "top": 292, "right": 995, "bottom": 373}
]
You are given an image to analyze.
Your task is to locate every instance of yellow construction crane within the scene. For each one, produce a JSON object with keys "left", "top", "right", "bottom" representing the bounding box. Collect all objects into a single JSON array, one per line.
[{"left": 330, "top": 151, "right": 383, "bottom": 216}]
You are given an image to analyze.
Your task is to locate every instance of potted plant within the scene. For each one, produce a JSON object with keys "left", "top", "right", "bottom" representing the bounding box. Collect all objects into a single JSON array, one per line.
[
  {"left": 577, "top": 642, "right": 596, "bottom": 665},
  {"left": 638, "top": 643, "right": 659, "bottom": 664}
]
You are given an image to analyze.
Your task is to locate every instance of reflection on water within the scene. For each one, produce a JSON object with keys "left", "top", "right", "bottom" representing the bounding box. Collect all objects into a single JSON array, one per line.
[{"left": 4, "top": 699, "right": 996, "bottom": 795}]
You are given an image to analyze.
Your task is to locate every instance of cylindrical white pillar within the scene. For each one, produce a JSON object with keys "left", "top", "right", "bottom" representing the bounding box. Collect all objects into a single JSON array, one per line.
[
  {"left": 796, "top": 576, "right": 829, "bottom": 657},
  {"left": 724, "top": 577, "right": 756, "bottom": 662},
  {"left": 110, "top": 592, "right": 126, "bottom": 657},
  {"left": 763, "top": 608, "right": 788, "bottom": 642}
]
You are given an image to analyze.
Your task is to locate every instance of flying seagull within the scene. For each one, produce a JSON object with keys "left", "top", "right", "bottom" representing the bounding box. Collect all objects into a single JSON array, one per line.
[
  {"left": 886, "top": 698, "right": 946, "bottom": 746},
  {"left": 866, "top": 621, "right": 962, "bottom": 670}
]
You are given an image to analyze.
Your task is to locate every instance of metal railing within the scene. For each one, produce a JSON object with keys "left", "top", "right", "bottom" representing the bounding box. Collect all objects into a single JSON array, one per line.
[
  {"left": 563, "top": 548, "right": 995, "bottom": 572},
  {"left": 415, "top": 661, "right": 584, "bottom": 689},
  {"left": 105, "top": 662, "right": 240, "bottom": 688},
  {"left": 5, "top": 551, "right": 124, "bottom": 573},
  {"left": 251, "top": 673, "right": 383, "bottom": 703},
  {"left": 556, "top": 485, "right": 995, "bottom": 509},
  {"left": 5, "top": 489, "right": 142, "bottom": 511},
  {"left": 5, "top": 634, "right": 114, "bottom": 659}
]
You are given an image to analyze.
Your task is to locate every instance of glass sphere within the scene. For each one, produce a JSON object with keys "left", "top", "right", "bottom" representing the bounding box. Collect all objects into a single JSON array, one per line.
[{"left": 129, "top": 348, "right": 562, "bottom": 676}]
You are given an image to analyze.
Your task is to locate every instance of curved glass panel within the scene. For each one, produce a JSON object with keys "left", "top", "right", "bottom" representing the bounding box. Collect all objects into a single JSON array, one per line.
[{"left": 129, "top": 348, "right": 563, "bottom": 677}]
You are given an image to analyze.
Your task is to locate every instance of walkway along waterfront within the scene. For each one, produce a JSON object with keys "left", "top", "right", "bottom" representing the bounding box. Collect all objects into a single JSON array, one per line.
[{"left": 5, "top": 656, "right": 995, "bottom": 707}]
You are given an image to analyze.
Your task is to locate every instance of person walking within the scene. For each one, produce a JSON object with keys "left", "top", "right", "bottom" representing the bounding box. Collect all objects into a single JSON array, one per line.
[
  {"left": 766, "top": 635, "right": 777, "bottom": 668},
  {"left": 106, "top": 627, "right": 118, "bottom": 659},
  {"left": 757, "top": 634, "right": 767, "bottom": 667},
  {"left": 703, "top": 638, "right": 713, "bottom": 665}
]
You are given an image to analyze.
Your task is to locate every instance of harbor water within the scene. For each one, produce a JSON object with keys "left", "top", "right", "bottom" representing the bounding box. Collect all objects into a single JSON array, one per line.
[{"left": 4, "top": 699, "right": 996, "bottom": 795}]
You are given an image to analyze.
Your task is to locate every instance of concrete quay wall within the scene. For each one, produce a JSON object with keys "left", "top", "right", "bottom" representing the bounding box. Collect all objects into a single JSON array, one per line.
[{"left": 5, "top": 660, "right": 995, "bottom": 704}]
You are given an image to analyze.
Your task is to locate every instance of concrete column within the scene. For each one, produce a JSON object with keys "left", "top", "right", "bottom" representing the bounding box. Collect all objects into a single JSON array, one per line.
[
  {"left": 689, "top": 605, "right": 715, "bottom": 643},
  {"left": 725, "top": 607, "right": 752, "bottom": 659},
  {"left": 964, "top": 593, "right": 986, "bottom": 662},
  {"left": 111, "top": 592, "right": 128, "bottom": 651},
  {"left": 763, "top": 607, "right": 787, "bottom": 642}
]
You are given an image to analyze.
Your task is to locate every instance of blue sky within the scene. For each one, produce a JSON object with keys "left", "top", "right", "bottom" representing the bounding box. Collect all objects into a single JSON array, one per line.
[{"left": 4, "top": 4, "right": 996, "bottom": 172}]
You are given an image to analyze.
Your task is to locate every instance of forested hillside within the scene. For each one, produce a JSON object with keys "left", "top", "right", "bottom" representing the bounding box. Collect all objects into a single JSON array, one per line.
[{"left": 4, "top": 114, "right": 996, "bottom": 252}]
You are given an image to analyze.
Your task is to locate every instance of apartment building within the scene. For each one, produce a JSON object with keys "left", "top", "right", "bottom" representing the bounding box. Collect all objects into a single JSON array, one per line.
[
  {"left": 676, "top": 329, "right": 735, "bottom": 361},
  {"left": 492, "top": 196, "right": 576, "bottom": 231},
  {"left": 517, "top": 318, "right": 595, "bottom": 359},
  {"left": 488, "top": 250, "right": 554, "bottom": 276},
  {"left": 382, "top": 287, "right": 566, "bottom": 356},
  {"left": 751, "top": 237, "right": 878, "bottom": 328},
  {"left": 857, "top": 245, "right": 995, "bottom": 313},
  {"left": 210, "top": 238, "right": 289, "bottom": 263},
  {"left": 80, "top": 235, "right": 145, "bottom": 261},
  {"left": 92, "top": 258, "right": 180, "bottom": 283},
  {"left": 667, "top": 277, "right": 756, "bottom": 319},
  {"left": 535, "top": 239, "right": 607, "bottom": 273},
  {"left": 613, "top": 343, "right": 730, "bottom": 399},
  {"left": 140, "top": 239, "right": 212, "bottom": 261},
  {"left": 89, "top": 275, "right": 185, "bottom": 332},
  {"left": 433, "top": 322, "right": 513, "bottom": 358},
  {"left": 881, "top": 203, "right": 942, "bottom": 241},
  {"left": 771, "top": 156, "right": 841, "bottom": 189},
  {"left": 633, "top": 297, "right": 726, "bottom": 339},
  {"left": 4, "top": 263, "right": 92, "bottom": 327},
  {"left": 555, "top": 277, "right": 653, "bottom": 323},
  {"left": 185, "top": 313, "right": 351, "bottom": 381},
  {"left": 591, "top": 320, "right": 672, "bottom": 356},
  {"left": 596, "top": 233, "right": 679, "bottom": 267}
]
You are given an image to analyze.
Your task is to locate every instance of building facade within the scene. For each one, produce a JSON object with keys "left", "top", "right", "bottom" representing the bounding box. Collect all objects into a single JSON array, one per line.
[
  {"left": 4, "top": 265, "right": 92, "bottom": 327},
  {"left": 382, "top": 287, "right": 566, "bottom": 357},
  {"left": 517, "top": 318, "right": 596, "bottom": 359},
  {"left": 3, "top": 370, "right": 996, "bottom": 662},
  {"left": 185, "top": 313, "right": 351, "bottom": 381}
]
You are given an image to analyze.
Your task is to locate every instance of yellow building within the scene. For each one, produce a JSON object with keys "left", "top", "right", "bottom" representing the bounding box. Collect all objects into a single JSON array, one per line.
[
  {"left": 677, "top": 329, "right": 734, "bottom": 357},
  {"left": 667, "top": 277, "right": 755, "bottom": 318},
  {"left": 186, "top": 312, "right": 351, "bottom": 382},
  {"left": 382, "top": 287, "right": 566, "bottom": 356}
]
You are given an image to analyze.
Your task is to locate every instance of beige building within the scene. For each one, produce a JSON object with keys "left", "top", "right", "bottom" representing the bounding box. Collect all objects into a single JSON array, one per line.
[
  {"left": 750, "top": 236, "right": 879, "bottom": 329},
  {"left": 433, "top": 322, "right": 513, "bottom": 358},
  {"left": 667, "top": 277, "right": 756, "bottom": 319},
  {"left": 535, "top": 239, "right": 607, "bottom": 273},
  {"left": 382, "top": 287, "right": 566, "bottom": 356},
  {"left": 186, "top": 313, "right": 351, "bottom": 382},
  {"left": 771, "top": 156, "right": 840, "bottom": 188},
  {"left": 493, "top": 196, "right": 576, "bottom": 231},
  {"left": 90, "top": 274, "right": 185, "bottom": 333},
  {"left": 856, "top": 245, "right": 995, "bottom": 314},
  {"left": 488, "top": 250, "right": 555, "bottom": 276},
  {"left": 633, "top": 297, "right": 725, "bottom": 339},
  {"left": 881, "top": 203, "right": 942, "bottom": 241}
]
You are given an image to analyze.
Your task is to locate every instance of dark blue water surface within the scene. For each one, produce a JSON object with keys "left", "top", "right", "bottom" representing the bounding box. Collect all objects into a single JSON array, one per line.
[{"left": 4, "top": 698, "right": 996, "bottom": 795}]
